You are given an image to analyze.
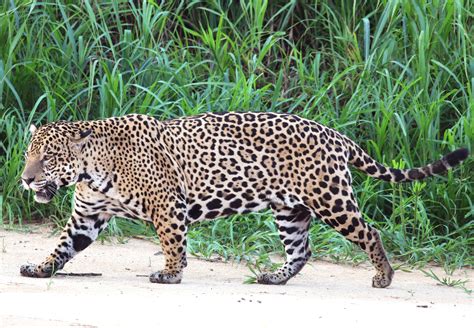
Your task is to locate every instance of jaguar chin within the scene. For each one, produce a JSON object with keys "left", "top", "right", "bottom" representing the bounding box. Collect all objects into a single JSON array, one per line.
[{"left": 33, "top": 182, "right": 57, "bottom": 204}]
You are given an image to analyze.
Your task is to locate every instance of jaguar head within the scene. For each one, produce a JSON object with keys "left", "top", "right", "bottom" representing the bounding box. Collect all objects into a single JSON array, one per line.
[{"left": 21, "top": 122, "right": 92, "bottom": 203}]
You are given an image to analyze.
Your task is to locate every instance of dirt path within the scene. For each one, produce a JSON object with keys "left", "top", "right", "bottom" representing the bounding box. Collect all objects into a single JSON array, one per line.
[{"left": 0, "top": 228, "right": 472, "bottom": 327}]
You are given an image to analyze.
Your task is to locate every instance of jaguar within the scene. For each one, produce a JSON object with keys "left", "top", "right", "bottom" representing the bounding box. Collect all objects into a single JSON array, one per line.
[{"left": 20, "top": 112, "right": 468, "bottom": 287}]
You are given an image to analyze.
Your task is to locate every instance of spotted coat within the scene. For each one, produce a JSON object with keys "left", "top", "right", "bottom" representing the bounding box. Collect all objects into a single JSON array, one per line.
[{"left": 20, "top": 112, "right": 468, "bottom": 287}]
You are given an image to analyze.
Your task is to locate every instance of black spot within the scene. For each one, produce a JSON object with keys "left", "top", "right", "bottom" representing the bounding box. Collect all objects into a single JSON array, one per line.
[
  {"left": 376, "top": 163, "right": 387, "bottom": 174},
  {"left": 206, "top": 199, "right": 222, "bottom": 210},
  {"left": 345, "top": 200, "right": 356, "bottom": 212},
  {"left": 188, "top": 204, "right": 203, "bottom": 220},
  {"left": 78, "top": 199, "right": 95, "bottom": 206},
  {"left": 351, "top": 217, "right": 360, "bottom": 227},
  {"left": 72, "top": 234, "right": 92, "bottom": 252},
  {"left": 229, "top": 199, "right": 242, "bottom": 209},
  {"left": 246, "top": 202, "right": 259, "bottom": 208},
  {"left": 224, "top": 193, "right": 236, "bottom": 201},
  {"left": 176, "top": 202, "right": 186, "bottom": 209},
  {"left": 205, "top": 211, "right": 219, "bottom": 219},
  {"left": 443, "top": 148, "right": 469, "bottom": 167},
  {"left": 390, "top": 168, "right": 405, "bottom": 182},
  {"left": 94, "top": 220, "right": 104, "bottom": 229},
  {"left": 276, "top": 215, "right": 292, "bottom": 222},
  {"left": 101, "top": 180, "right": 113, "bottom": 193},
  {"left": 79, "top": 129, "right": 92, "bottom": 138},
  {"left": 332, "top": 205, "right": 344, "bottom": 213},
  {"left": 379, "top": 174, "right": 392, "bottom": 181},
  {"left": 365, "top": 166, "right": 377, "bottom": 174},
  {"left": 292, "top": 239, "right": 303, "bottom": 248},
  {"left": 222, "top": 208, "right": 236, "bottom": 216},
  {"left": 408, "top": 169, "right": 425, "bottom": 180},
  {"left": 242, "top": 192, "right": 254, "bottom": 201},
  {"left": 430, "top": 160, "right": 446, "bottom": 174},
  {"left": 319, "top": 209, "right": 331, "bottom": 217},
  {"left": 340, "top": 228, "right": 349, "bottom": 236},
  {"left": 336, "top": 214, "right": 348, "bottom": 225},
  {"left": 332, "top": 200, "right": 344, "bottom": 213},
  {"left": 281, "top": 226, "right": 298, "bottom": 234},
  {"left": 329, "top": 219, "right": 339, "bottom": 227}
]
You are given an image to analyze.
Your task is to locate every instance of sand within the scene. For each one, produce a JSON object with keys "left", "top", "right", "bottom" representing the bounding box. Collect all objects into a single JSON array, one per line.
[{"left": 0, "top": 228, "right": 472, "bottom": 327}]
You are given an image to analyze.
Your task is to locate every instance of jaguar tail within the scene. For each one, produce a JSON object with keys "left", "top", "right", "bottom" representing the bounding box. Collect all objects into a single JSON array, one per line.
[{"left": 344, "top": 138, "right": 468, "bottom": 183}]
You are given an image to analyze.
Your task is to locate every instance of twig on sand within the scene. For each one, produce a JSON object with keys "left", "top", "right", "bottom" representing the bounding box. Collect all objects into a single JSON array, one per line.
[
  {"left": 136, "top": 274, "right": 149, "bottom": 277},
  {"left": 56, "top": 272, "right": 102, "bottom": 277}
]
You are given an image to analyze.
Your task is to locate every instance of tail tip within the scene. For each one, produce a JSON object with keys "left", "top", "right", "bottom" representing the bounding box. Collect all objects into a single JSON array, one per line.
[{"left": 444, "top": 148, "right": 469, "bottom": 167}]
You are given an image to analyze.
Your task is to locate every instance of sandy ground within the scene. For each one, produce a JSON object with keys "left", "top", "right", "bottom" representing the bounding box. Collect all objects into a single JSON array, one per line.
[{"left": 0, "top": 228, "right": 472, "bottom": 327}]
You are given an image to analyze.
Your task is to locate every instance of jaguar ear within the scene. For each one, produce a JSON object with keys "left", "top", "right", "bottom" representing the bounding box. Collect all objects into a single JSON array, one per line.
[
  {"left": 79, "top": 129, "right": 92, "bottom": 139},
  {"left": 29, "top": 124, "right": 37, "bottom": 135},
  {"left": 70, "top": 129, "right": 92, "bottom": 145}
]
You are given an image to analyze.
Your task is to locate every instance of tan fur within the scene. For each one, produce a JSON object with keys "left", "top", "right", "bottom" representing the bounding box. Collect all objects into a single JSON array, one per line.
[{"left": 20, "top": 113, "right": 467, "bottom": 287}]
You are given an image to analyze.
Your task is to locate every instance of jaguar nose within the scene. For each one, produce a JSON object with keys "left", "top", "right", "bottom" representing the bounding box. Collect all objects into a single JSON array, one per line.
[{"left": 22, "top": 177, "right": 35, "bottom": 186}]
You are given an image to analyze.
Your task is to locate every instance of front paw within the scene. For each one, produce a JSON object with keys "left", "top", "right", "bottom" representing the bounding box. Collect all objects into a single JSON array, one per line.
[
  {"left": 149, "top": 270, "right": 182, "bottom": 284},
  {"left": 20, "top": 263, "right": 54, "bottom": 278}
]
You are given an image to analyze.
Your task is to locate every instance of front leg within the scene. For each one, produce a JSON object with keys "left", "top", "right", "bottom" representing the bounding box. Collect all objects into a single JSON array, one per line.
[
  {"left": 20, "top": 210, "right": 110, "bottom": 278},
  {"left": 149, "top": 212, "right": 188, "bottom": 284}
]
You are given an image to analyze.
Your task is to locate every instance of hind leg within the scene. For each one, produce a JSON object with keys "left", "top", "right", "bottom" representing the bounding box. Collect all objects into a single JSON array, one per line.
[
  {"left": 312, "top": 189, "right": 394, "bottom": 288},
  {"left": 257, "top": 204, "right": 312, "bottom": 285}
]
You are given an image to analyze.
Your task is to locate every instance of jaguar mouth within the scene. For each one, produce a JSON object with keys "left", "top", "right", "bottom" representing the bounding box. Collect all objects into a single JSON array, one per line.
[{"left": 34, "top": 182, "right": 58, "bottom": 203}]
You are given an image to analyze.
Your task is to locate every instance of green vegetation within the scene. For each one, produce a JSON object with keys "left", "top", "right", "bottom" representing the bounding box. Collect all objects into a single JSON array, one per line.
[
  {"left": 420, "top": 269, "right": 472, "bottom": 294},
  {"left": 0, "top": 1, "right": 472, "bottom": 271}
]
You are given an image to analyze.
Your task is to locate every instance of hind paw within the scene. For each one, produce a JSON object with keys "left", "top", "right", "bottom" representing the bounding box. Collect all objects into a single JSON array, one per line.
[
  {"left": 256, "top": 272, "right": 289, "bottom": 285},
  {"left": 372, "top": 268, "right": 394, "bottom": 288},
  {"left": 149, "top": 270, "right": 182, "bottom": 284}
]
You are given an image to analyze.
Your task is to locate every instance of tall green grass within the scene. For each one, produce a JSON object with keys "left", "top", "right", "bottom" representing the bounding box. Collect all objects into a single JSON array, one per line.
[{"left": 0, "top": 1, "right": 472, "bottom": 269}]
